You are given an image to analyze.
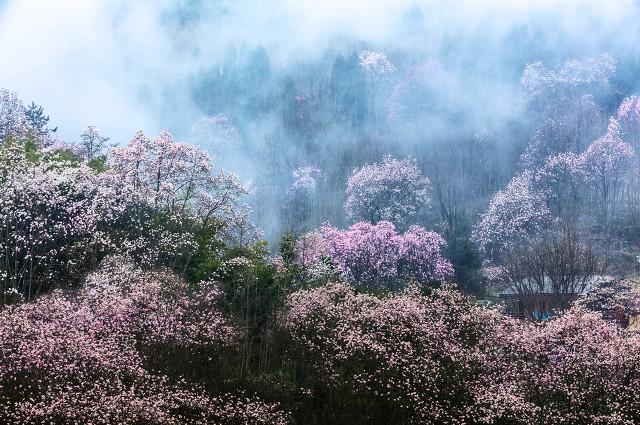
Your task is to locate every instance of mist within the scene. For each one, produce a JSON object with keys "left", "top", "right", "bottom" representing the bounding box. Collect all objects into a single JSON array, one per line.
[{"left": 2, "top": 0, "right": 640, "bottom": 243}]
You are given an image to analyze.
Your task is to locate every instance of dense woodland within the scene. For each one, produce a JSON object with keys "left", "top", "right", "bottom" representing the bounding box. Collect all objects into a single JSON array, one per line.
[{"left": 2, "top": 0, "right": 640, "bottom": 423}]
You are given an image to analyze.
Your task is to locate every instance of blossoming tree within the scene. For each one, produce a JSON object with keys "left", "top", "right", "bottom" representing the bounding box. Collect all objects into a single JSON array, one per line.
[
  {"left": 298, "top": 221, "right": 452, "bottom": 288},
  {"left": 345, "top": 155, "right": 429, "bottom": 228}
]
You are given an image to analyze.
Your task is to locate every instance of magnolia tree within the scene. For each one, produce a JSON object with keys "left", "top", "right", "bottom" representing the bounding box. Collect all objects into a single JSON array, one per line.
[
  {"left": 0, "top": 88, "right": 27, "bottom": 142},
  {"left": 531, "top": 152, "right": 583, "bottom": 220},
  {"left": 520, "top": 55, "right": 615, "bottom": 167},
  {"left": 616, "top": 95, "right": 640, "bottom": 146},
  {"left": 579, "top": 121, "right": 635, "bottom": 223},
  {"left": 0, "top": 161, "right": 119, "bottom": 303},
  {"left": 345, "top": 155, "right": 429, "bottom": 228},
  {"left": 0, "top": 258, "right": 288, "bottom": 424},
  {"left": 109, "top": 130, "right": 245, "bottom": 216},
  {"left": 522, "top": 95, "right": 602, "bottom": 168},
  {"left": 297, "top": 221, "right": 452, "bottom": 289},
  {"left": 284, "top": 282, "right": 640, "bottom": 423},
  {"left": 472, "top": 173, "right": 553, "bottom": 261},
  {"left": 359, "top": 50, "right": 396, "bottom": 79},
  {"left": 108, "top": 129, "right": 257, "bottom": 251}
]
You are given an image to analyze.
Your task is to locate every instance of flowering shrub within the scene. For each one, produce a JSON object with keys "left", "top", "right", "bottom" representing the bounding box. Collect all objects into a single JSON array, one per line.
[
  {"left": 284, "top": 283, "right": 640, "bottom": 424},
  {"left": 0, "top": 162, "right": 114, "bottom": 301},
  {"left": 284, "top": 283, "right": 501, "bottom": 423},
  {"left": 480, "top": 307, "right": 640, "bottom": 424},
  {"left": 298, "top": 221, "right": 452, "bottom": 288},
  {"left": 0, "top": 258, "right": 289, "bottom": 424}
]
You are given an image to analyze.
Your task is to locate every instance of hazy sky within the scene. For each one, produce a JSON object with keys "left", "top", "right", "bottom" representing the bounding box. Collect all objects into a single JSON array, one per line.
[{"left": 0, "top": 0, "right": 638, "bottom": 145}]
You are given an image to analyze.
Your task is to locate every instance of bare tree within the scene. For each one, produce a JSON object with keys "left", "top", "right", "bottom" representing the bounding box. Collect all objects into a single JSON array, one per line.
[
  {"left": 496, "top": 225, "right": 603, "bottom": 296},
  {"left": 79, "top": 125, "right": 109, "bottom": 161}
]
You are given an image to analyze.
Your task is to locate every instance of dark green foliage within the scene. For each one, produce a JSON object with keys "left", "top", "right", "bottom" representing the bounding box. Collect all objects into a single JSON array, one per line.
[{"left": 447, "top": 238, "right": 485, "bottom": 297}]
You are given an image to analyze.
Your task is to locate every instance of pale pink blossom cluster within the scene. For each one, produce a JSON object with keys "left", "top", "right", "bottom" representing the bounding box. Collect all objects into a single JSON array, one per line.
[
  {"left": 108, "top": 129, "right": 256, "bottom": 249},
  {"left": 0, "top": 258, "right": 288, "bottom": 424},
  {"left": 109, "top": 129, "right": 247, "bottom": 220},
  {"left": 579, "top": 123, "right": 635, "bottom": 202},
  {"left": 472, "top": 173, "right": 553, "bottom": 260},
  {"left": 521, "top": 96, "right": 600, "bottom": 169},
  {"left": 291, "top": 164, "right": 322, "bottom": 192},
  {"left": 358, "top": 50, "right": 396, "bottom": 79},
  {"left": 616, "top": 95, "right": 640, "bottom": 143},
  {"left": 297, "top": 221, "right": 452, "bottom": 288},
  {"left": 345, "top": 155, "right": 429, "bottom": 227},
  {"left": 521, "top": 54, "right": 615, "bottom": 104},
  {"left": 285, "top": 282, "right": 640, "bottom": 423},
  {"left": 0, "top": 88, "right": 27, "bottom": 142},
  {"left": 0, "top": 161, "right": 124, "bottom": 301}
]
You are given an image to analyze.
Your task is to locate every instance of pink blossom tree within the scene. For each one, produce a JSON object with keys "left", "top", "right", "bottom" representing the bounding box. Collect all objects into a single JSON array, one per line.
[
  {"left": 108, "top": 129, "right": 256, "bottom": 252},
  {"left": 345, "top": 155, "right": 429, "bottom": 228},
  {"left": 472, "top": 173, "right": 553, "bottom": 260},
  {"left": 0, "top": 163, "right": 115, "bottom": 303},
  {"left": 109, "top": 129, "right": 246, "bottom": 217},
  {"left": 0, "top": 88, "right": 27, "bottom": 142},
  {"left": 615, "top": 95, "right": 640, "bottom": 146},
  {"left": 531, "top": 152, "right": 582, "bottom": 220},
  {"left": 298, "top": 221, "right": 452, "bottom": 288},
  {"left": 578, "top": 121, "right": 635, "bottom": 224},
  {"left": 359, "top": 50, "right": 396, "bottom": 79},
  {"left": 0, "top": 258, "right": 289, "bottom": 423},
  {"left": 284, "top": 282, "right": 510, "bottom": 423},
  {"left": 520, "top": 55, "right": 615, "bottom": 167}
]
